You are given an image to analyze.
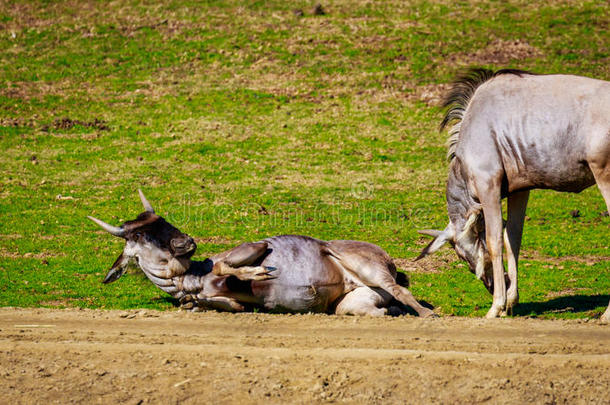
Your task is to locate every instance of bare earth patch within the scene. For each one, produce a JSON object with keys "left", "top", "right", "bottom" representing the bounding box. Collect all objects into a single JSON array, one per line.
[
  {"left": 410, "top": 41, "right": 542, "bottom": 107},
  {"left": 0, "top": 248, "right": 64, "bottom": 260},
  {"left": 546, "top": 288, "right": 588, "bottom": 299},
  {"left": 41, "top": 117, "right": 109, "bottom": 132},
  {"left": 0, "top": 118, "right": 36, "bottom": 128},
  {"left": 394, "top": 250, "right": 456, "bottom": 274},
  {"left": 521, "top": 251, "right": 607, "bottom": 267},
  {"left": 408, "top": 82, "right": 452, "bottom": 107},
  {"left": 193, "top": 236, "right": 235, "bottom": 245},
  {"left": 37, "top": 298, "right": 81, "bottom": 308},
  {"left": 0, "top": 308, "right": 608, "bottom": 404},
  {"left": 450, "top": 39, "right": 542, "bottom": 67}
]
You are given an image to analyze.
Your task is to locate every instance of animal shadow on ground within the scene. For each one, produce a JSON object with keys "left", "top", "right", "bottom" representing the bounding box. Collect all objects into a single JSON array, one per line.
[
  {"left": 389, "top": 299, "right": 436, "bottom": 317},
  {"left": 157, "top": 295, "right": 435, "bottom": 317},
  {"left": 514, "top": 294, "right": 610, "bottom": 317},
  {"left": 158, "top": 296, "right": 180, "bottom": 307}
]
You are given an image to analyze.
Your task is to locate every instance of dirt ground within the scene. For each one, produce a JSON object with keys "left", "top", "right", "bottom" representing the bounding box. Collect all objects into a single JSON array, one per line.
[{"left": 1, "top": 308, "right": 609, "bottom": 404}]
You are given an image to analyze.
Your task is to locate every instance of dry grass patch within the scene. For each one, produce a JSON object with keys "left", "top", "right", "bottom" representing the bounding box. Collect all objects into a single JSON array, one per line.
[
  {"left": 409, "top": 83, "right": 451, "bottom": 107},
  {"left": 521, "top": 251, "right": 607, "bottom": 267},
  {"left": 394, "top": 250, "right": 456, "bottom": 274},
  {"left": 448, "top": 39, "right": 542, "bottom": 67},
  {"left": 194, "top": 236, "right": 234, "bottom": 246},
  {"left": 0, "top": 248, "right": 64, "bottom": 260},
  {"left": 545, "top": 288, "right": 588, "bottom": 299},
  {"left": 38, "top": 298, "right": 81, "bottom": 307}
]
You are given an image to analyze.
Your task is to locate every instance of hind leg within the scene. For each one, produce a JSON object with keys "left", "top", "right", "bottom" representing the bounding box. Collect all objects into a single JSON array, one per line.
[
  {"left": 334, "top": 287, "right": 389, "bottom": 316},
  {"left": 504, "top": 190, "right": 529, "bottom": 315},
  {"left": 375, "top": 273, "right": 435, "bottom": 317},
  {"left": 590, "top": 162, "right": 610, "bottom": 323},
  {"left": 327, "top": 241, "right": 435, "bottom": 317}
]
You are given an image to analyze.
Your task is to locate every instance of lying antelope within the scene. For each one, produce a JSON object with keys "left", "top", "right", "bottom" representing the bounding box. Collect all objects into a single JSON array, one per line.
[
  {"left": 89, "top": 190, "right": 434, "bottom": 317},
  {"left": 417, "top": 68, "right": 610, "bottom": 321}
]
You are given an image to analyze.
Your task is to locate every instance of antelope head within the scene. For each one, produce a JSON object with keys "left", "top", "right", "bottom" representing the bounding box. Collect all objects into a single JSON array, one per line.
[
  {"left": 416, "top": 209, "right": 515, "bottom": 294},
  {"left": 88, "top": 190, "right": 197, "bottom": 292}
]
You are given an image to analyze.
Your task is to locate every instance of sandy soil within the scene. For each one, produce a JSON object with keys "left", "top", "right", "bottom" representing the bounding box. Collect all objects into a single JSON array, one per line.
[{"left": 1, "top": 308, "right": 609, "bottom": 404}]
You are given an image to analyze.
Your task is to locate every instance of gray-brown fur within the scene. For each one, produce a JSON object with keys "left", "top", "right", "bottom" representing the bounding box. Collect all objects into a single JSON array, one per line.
[
  {"left": 441, "top": 68, "right": 533, "bottom": 161},
  {"left": 418, "top": 68, "right": 610, "bottom": 321},
  {"left": 89, "top": 191, "right": 434, "bottom": 317}
]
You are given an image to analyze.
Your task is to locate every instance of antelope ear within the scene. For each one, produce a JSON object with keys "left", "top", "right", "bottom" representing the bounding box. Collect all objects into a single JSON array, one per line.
[
  {"left": 170, "top": 236, "right": 197, "bottom": 258},
  {"left": 102, "top": 253, "right": 129, "bottom": 284},
  {"left": 415, "top": 224, "right": 455, "bottom": 261}
]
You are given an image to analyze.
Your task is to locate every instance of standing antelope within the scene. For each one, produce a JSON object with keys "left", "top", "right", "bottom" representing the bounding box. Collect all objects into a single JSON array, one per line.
[
  {"left": 89, "top": 190, "right": 434, "bottom": 317},
  {"left": 417, "top": 68, "right": 610, "bottom": 321}
]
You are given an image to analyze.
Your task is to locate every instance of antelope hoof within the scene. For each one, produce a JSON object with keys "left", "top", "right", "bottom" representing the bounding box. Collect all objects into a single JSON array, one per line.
[
  {"left": 179, "top": 294, "right": 196, "bottom": 309},
  {"left": 260, "top": 266, "right": 278, "bottom": 279},
  {"left": 179, "top": 294, "right": 209, "bottom": 311},
  {"left": 181, "top": 301, "right": 195, "bottom": 310},
  {"left": 485, "top": 305, "right": 504, "bottom": 318},
  {"left": 237, "top": 266, "right": 278, "bottom": 281},
  {"left": 178, "top": 294, "right": 198, "bottom": 310},
  {"left": 420, "top": 308, "right": 438, "bottom": 318}
]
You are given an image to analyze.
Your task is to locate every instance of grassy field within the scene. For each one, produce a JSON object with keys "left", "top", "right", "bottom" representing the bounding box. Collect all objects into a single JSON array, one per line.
[{"left": 0, "top": 0, "right": 608, "bottom": 317}]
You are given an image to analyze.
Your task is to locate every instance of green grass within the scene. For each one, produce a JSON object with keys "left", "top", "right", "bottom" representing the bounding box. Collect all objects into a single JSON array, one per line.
[{"left": 0, "top": 0, "right": 608, "bottom": 318}]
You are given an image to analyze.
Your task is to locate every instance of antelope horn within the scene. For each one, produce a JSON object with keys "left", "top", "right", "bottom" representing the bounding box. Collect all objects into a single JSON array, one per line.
[
  {"left": 87, "top": 216, "right": 125, "bottom": 237},
  {"left": 417, "top": 229, "right": 443, "bottom": 238},
  {"left": 138, "top": 189, "right": 155, "bottom": 213}
]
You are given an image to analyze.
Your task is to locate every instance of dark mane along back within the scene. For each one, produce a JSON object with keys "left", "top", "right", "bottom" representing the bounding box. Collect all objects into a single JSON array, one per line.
[{"left": 441, "top": 68, "right": 534, "bottom": 160}]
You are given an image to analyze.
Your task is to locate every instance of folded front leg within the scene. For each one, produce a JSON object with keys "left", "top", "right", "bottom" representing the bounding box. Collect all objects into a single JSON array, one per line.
[
  {"left": 211, "top": 241, "right": 277, "bottom": 281},
  {"left": 213, "top": 262, "right": 276, "bottom": 281}
]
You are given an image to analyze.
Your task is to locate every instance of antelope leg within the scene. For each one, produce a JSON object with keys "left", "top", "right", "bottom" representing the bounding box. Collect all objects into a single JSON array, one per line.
[
  {"left": 202, "top": 296, "right": 245, "bottom": 312},
  {"left": 213, "top": 262, "right": 276, "bottom": 281},
  {"left": 179, "top": 294, "right": 209, "bottom": 310},
  {"left": 179, "top": 294, "right": 244, "bottom": 312},
  {"left": 472, "top": 173, "right": 507, "bottom": 318},
  {"left": 589, "top": 162, "right": 610, "bottom": 324},
  {"left": 326, "top": 241, "right": 435, "bottom": 317},
  {"left": 211, "top": 242, "right": 277, "bottom": 281},
  {"left": 504, "top": 190, "right": 529, "bottom": 315}
]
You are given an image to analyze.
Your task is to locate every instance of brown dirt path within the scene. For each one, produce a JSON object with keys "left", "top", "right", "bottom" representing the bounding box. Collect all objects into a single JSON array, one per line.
[{"left": 1, "top": 308, "right": 609, "bottom": 404}]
